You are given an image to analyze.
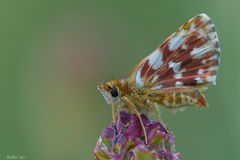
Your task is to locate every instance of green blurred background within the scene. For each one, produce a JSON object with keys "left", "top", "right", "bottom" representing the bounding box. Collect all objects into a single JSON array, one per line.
[{"left": 0, "top": 1, "right": 239, "bottom": 160}]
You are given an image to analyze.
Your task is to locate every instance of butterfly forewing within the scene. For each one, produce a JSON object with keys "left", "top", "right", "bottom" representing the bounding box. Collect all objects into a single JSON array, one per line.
[{"left": 129, "top": 14, "right": 220, "bottom": 92}]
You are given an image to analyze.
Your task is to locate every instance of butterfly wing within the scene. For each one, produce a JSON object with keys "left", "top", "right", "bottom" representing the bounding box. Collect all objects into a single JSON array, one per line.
[{"left": 128, "top": 13, "right": 220, "bottom": 108}]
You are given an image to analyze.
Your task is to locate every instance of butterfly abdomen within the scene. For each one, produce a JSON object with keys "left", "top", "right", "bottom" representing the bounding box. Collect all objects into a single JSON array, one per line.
[{"left": 157, "top": 90, "right": 208, "bottom": 108}]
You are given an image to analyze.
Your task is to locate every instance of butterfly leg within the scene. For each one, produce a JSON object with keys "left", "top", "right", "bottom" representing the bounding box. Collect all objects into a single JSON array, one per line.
[
  {"left": 110, "top": 97, "right": 116, "bottom": 123},
  {"left": 122, "top": 97, "right": 148, "bottom": 144},
  {"left": 116, "top": 104, "right": 123, "bottom": 128}
]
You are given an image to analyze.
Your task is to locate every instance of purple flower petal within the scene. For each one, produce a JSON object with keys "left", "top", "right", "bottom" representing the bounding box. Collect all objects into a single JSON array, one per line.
[{"left": 94, "top": 111, "right": 181, "bottom": 160}]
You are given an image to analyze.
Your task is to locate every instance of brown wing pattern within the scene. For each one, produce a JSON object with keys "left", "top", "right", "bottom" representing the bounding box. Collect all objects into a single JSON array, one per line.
[{"left": 128, "top": 14, "right": 220, "bottom": 91}]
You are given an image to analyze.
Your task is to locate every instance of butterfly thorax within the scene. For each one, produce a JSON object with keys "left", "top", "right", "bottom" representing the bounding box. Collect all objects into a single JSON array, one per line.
[{"left": 111, "top": 79, "right": 149, "bottom": 104}]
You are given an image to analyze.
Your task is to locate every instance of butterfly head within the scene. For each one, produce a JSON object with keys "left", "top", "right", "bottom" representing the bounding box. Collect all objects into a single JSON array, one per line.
[{"left": 97, "top": 81, "right": 120, "bottom": 104}]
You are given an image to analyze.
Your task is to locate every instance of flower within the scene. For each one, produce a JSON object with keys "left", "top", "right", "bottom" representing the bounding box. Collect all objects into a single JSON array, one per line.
[{"left": 94, "top": 111, "right": 181, "bottom": 160}]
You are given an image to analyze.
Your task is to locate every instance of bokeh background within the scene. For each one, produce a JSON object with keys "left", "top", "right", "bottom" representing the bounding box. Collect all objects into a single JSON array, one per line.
[{"left": 1, "top": 1, "right": 239, "bottom": 160}]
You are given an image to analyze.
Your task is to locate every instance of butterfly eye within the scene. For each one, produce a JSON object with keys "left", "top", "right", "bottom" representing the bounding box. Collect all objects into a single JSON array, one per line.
[{"left": 110, "top": 85, "right": 118, "bottom": 97}]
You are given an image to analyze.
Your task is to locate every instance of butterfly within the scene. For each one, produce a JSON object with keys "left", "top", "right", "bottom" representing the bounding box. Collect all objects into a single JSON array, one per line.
[{"left": 97, "top": 13, "right": 220, "bottom": 144}]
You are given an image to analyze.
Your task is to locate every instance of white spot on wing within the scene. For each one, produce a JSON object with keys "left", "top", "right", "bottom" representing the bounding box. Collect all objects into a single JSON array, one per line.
[
  {"left": 175, "top": 81, "right": 183, "bottom": 86},
  {"left": 197, "top": 69, "right": 204, "bottom": 75},
  {"left": 152, "top": 85, "right": 163, "bottom": 90},
  {"left": 174, "top": 73, "right": 182, "bottom": 79},
  {"left": 168, "top": 30, "right": 186, "bottom": 51},
  {"left": 194, "top": 77, "right": 203, "bottom": 84},
  {"left": 148, "top": 49, "right": 163, "bottom": 70},
  {"left": 168, "top": 61, "right": 181, "bottom": 73},
  {"left": 191, "top": 44, "right": 213, "bottom": 59},
  {"left": 207, "top": 75, "right": 217, "bottom": 84},
  {"left": 209, "top": 66, "right": 218, "bottom": 71},
  {"left": 190, "top": 23, "right": 195, "bottom": 30},
  {"left": 182, "top": 43, "right": 188, "bottom": 50},
  {"left": 208, "top": 32, "right": 216, "bottom": 39},
  {"left": 135, "top": 65, "right": 144, "bottom": 87},
  {"left": 151, "top": 75, "right": 159, "bottom": 83}
]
